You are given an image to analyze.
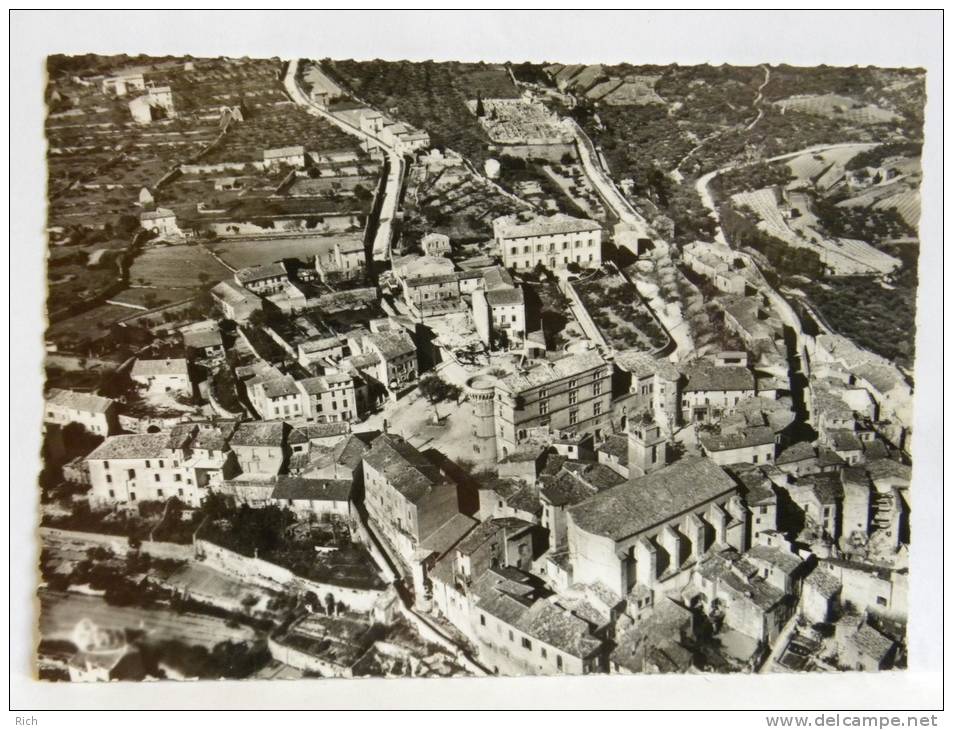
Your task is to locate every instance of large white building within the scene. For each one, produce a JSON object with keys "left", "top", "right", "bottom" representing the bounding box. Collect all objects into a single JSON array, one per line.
[
  {"left": 86, "top": 426, "right": 237, "bottom": 508},
  {"left": 493, "top": 214, "right": 602, "bottom": 271},
  {"left": 44, "top": 389, "right": 117, "bottom": 436},
  {"left": 130, "top": 358, "right": 191, "bottom": 395}
]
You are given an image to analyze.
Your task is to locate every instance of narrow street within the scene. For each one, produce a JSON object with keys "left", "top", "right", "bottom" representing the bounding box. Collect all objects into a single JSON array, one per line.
[{"left": 283, "top": 59, "right": 405, "bottom": 261}]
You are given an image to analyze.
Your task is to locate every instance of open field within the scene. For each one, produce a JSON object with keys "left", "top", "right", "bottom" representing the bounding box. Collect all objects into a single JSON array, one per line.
[
  {"left": 208, "top": 234, "right": 358, "bottom": 269},
  {"left": 38, "top": 589, "right": 257, "bottom": 648},
  {"left": 202, "top": 101, "right": 362, "bottom": 164},
  {"left": 773, "top": 94, "right": 901, "bottom": 125},
  {"left": 108, "top": 287, "right": 196, "bottom": 309},
  {"left": 327, "top": 59, "right": 519, "bottom": 167},
  {"left": 731, "top": 187, "right": 901, "bottom": 276},
  {"left": 46, "top": 304, "right": 134, "bottom": 346},
  {"left": 403, "top": 161, "right": 529, "bottom": 242},
  {"left": 572, "top": 271, "right": 670, "bottom": 352},
  {"left": 129, "top": 245, "right": 232, "bottom": 287}
]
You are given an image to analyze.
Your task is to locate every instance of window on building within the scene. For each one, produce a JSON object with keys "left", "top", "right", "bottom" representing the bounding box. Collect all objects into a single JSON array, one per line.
[
  {"left": 760, "top": 505, "right": 768, "bottom": 514},
  {"left": 569, "top": 379, "right": 578, "bottom": 388},
  {"left": 569, "top": 409, "right": 579, "bottom": 426},
  {"left": 593, "top": 401, "right": 602, "bottom": 416},
  {"left": 593, "top": 381, "right": 602, "bottom": 396},
  {"left": 157, "top": 489, "right": 164, "bottom": 498},
  {"left": 104, "top": 461, "right": 110, "bottom": 470},
  {"left": 130, "top": 492, "right": 137, "bottom": 501},
  {"left": 509, "top": 630, "right": 514, "bottom": 642},
  {"left": 876, "top": 596, "right": 888, "bottom": 607},
  {"left": 539, "top": 388, "right": 548, "bottom": 398},
  {"left": 557, "top": 655, "right": 563, "bottom": 670},
  {"left": 178, "top": 489, "right": 184, "bottom": 497},
  {"left": 154, "top": 474, "right": 160, "bottom": 482},
  {"left": 522, "top": 637, "right": 532, "bottom": 650},
  {"left": 539, "top": 400, "right": 549, "bottom": 415},
  {"left": 541, "top": 647, "right": 547, "bottom": 659},
  {"left": 127, "top": 469, "right": 135, "bottom": 479},
  {"left": 752, "top": 455, "right": 759, "bottom": 464},
  {"left": 569, "top": 390, "right": 578, "bottom": 405},
  {"left": 174, "top": 474, "right": 182, "bottom": 482},
  {"left": 145, "top": 460, "right": 151, "bottom": 468},
  {"left": 105, "top": 474, "right": 112, "bottom": 484},
  {"left": 108, "top": 489, "right": 115, "bottom": 498},
  {"left": 480, "top": 614, "right": 486, "bottom": 626}
]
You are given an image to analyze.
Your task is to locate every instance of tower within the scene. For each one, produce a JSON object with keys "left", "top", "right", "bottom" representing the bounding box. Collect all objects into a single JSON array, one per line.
[
  {"left": 464, "top": 374, "right": 499, "bottom": 463},
  {"left": 627, "top": 416, "right": 667, "bottom": 478}
]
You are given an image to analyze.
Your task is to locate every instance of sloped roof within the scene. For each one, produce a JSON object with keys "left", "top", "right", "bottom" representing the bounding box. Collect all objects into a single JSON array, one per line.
[
  {"left": 131, "top": 358, "right": 189, "bottom": 378},
  {"left": 493, "top": 213, "right": 601, "bottom": 239},
  {"left": 485, "top": 287, "right": 525, "bottom": 307},
  {"left": 699, "top": 425, "right": 775, "bottom": 453},
  {"left": 362, "top": 433, "right": 447, "bottom": 504},
  {"left": 46, "top": 388, "right": 114, "bottom": 414},
  {"left": 499, "top": 350, "right": 605, "bottom": 393},
  {"left": 569, "top": 457, "right": 737, "bottom": 541},
  {"left": 183, "top": 329, "right": 223, "bottom": 349},
  {"left": 235, "top": 262, "right": 287, "bottom": 284},
  {"left": 271, "top": 476, "right": 352, "bottom": 502},
  {"left": 87, "top": 433, "right": 170, "bottom": 460},
  {"left": 419, "top": 513, "right": 478, "bottom": 555},
  {"left": 683, "top": 362, "right": 755, "bottom": 393},
  {"left": 230, "top": 421, "right": 286, "bottom": 447}
]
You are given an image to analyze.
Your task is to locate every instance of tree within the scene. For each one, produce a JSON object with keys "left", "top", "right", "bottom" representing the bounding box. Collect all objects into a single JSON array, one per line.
[
  {"left": 475, "top": 91, "right": 485, "bottom": 118},
  {"left": 417, "top": 373, "right": 462, "bottom": 422}
]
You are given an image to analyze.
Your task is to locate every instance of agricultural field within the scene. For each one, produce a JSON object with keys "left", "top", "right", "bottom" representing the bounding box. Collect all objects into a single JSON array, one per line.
[
  {"left": 802, "top": 247, "right": 919, "bottom": 370},
  {"left": 45, "top": 303, "right": 134, "bottom": 350},
  {"left": 208, "top": 234, "right": 356, "bottom": 269},
  {"left": 730, "top": 187, "right": 901, "bottom": 276},
  {"left": 129, "top": 244, "right": 232, "bottom": 288},
  {"left": 402, "top": 160, "right": 529, "bottom": 243},
  {"left": 572, "top": 271, "right": 670, "bottom": 352},
  {"left": 327, "top": 59, "right": 520, "bottom": 168},
  {"left": 773, "top": 94, "right": 901, "bottom": 125},
  {"left": 108, "top": 287, "right": 196, "bottom": 309},
  {"left": 201, "top": 101, "right": 363, "bottom": 164}
]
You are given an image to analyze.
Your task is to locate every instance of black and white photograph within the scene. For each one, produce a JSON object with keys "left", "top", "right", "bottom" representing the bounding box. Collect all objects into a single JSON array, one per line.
[{"left": 9, "top": 8, "right": 944, "bottom": 716}]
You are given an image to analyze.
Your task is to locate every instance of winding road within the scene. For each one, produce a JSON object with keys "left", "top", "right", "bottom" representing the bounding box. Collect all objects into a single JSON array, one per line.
[
  {"left": 695, "top": 141, "right": 879, "bottom": 245},
  {"left": 283, "top": 59, "right": 404, "bottom": 262}
]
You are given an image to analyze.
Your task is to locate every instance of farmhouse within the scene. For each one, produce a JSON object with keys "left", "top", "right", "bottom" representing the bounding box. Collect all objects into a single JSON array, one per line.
[
  {"left": 262, "top": 145, "right": 306, "bottom": 168},
  {"left": 421, "top": 232, "right": 451, "bottom": 257},
  {"left": 130, "top": 358, "right": 191, "bottom": 394},
  {"left": 44, "top": 388, "right": 118, "bottom": 436},
  {"left": 182, "top": 328, "right": 225, "bottom": 361},
  {"left": 235, "top": 262, "right": 289, "bottom": 295},
  {"left": 315, "top": 237, "right": 366, "bottom": 281},
  {"left": 494, "top": 213, "right": 603, "bottom": 271},
  {"left": 140, "top": 208, "right": 179, "bottom": 237},
  {"left": 102, "top": 72, "right": 146, "bottom": 97},
  {"left": 269, "top": 476, "right": 353, "bottom": 518},
  {"left": 211, "top": 279, "right": 262, "bottom": 322}
]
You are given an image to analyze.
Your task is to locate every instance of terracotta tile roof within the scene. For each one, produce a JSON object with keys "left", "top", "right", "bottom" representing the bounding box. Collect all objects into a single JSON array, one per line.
[
  {"left": 568, "top": 457, "right": 737, "bottom": 541},
  {"left": 46, "top": 388, "right": 114, "bottom": 414}
]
